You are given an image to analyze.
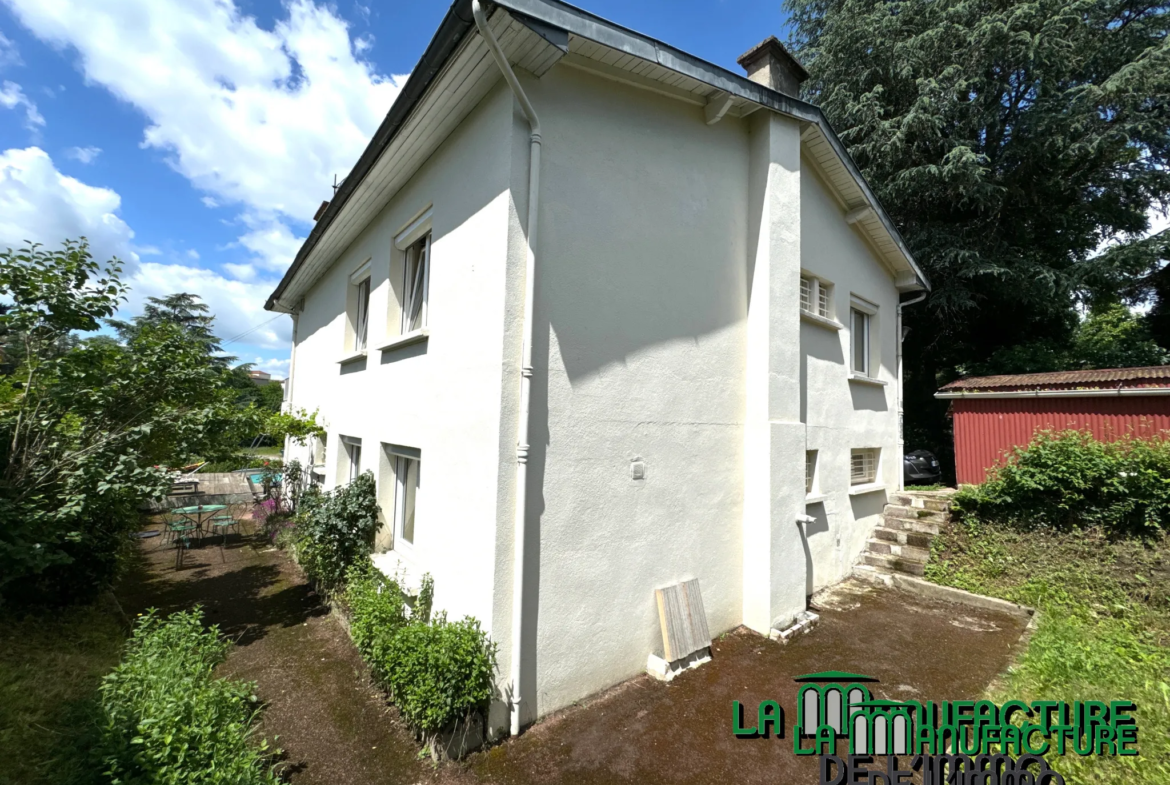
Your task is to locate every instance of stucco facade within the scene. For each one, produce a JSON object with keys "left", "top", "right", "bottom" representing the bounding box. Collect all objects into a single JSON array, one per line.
[{"left": 274, "top": 0, "right": 926, "bottom": 735}]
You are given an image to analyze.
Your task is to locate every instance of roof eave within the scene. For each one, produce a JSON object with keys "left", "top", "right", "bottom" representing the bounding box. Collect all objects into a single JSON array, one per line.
[{"left": 266, "top": 0, "right": 930, "bottom": 310}]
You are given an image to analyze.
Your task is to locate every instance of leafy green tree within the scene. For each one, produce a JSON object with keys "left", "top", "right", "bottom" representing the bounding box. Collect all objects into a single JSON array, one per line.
[
  {"left": 785, "top": 0, "right": 1170, "bottom": 463},
  {"left": 0, "top": 240, "right": 262, "bottom": 601}
]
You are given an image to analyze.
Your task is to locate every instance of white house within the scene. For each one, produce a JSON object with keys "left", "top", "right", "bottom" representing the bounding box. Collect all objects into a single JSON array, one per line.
[{"left": 266, "top": 0, "right": 929, "bottom": 736}]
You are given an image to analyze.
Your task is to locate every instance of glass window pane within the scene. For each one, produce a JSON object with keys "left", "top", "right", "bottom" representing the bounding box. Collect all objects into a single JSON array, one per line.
[
  {"left": 818, "top": 284, "right": 830, "bottom": 318},
  {"left": 800, "top": 277, "right": 811, "bottom": 312},
  {"left": 852, "top": 310, "right": 868, "bottom": 373},
  {"left": 401, "top": 457, "right": 418, "bottom": 544}
]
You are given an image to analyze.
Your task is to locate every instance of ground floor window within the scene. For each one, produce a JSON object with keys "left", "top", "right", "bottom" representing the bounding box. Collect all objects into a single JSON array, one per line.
[
  {"left": 341, "top": 435, "right": 362, "bottom": 484},
  {"left": 379, "top": 444, "right": 420, "bottom": 552},
  {"left": 805, "top": 450, "right": 818, "bottom": 495},
  {"left": 851, "top": 448, "right": 879, "bottom": 485}
]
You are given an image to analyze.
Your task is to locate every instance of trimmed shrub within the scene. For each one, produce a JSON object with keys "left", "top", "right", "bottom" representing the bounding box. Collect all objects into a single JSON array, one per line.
[
  {"left": 97, "top": 608, "right": 277, "bottom": 785},
  {"left": 343, "top": 561, "right": 408, "bottom": 665},
  {"left": 954, "top": 430, "right": 1170, "bottom": 533},
  {"left": 379, "top": 614, "right": 497, "bottom": 739},
  {"left": 342, "top": 563, "right": 497, "bottom": 753},
  {"left": 294, "top": 472, "right": 379, "bottom": 591}
]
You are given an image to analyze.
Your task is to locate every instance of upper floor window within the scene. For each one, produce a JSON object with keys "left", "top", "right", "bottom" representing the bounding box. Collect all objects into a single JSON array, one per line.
[
  {"left": 402, "top": 232, "right": 431, "bottom": 333},
  {"left": 800, "top": 275, "right": 833, "bottom": 320},
  {"left": 851, "top": 308, "right": 870, "bottom": 375},
  {"left": 346, "top": 261, "right": 371, "bottom": 354}
]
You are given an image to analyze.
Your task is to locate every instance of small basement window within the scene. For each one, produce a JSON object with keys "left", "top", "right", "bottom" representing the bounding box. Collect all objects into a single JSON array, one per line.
[
  {"left": 851, "top": 448, "right": 879, "bottom": 486},
  {"left": 800, "top": 275, "right": 833, "bottom": 320}
]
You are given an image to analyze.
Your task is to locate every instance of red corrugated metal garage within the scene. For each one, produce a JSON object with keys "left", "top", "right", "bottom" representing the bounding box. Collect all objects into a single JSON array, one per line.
[{"left": 937, "top": 366, "right": 1170, "bottom": 485}]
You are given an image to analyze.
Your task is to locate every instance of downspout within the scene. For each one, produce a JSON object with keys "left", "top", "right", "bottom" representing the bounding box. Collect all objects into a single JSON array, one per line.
[
  {"left": 896, "top": 290, "right": 927, "bottom": 490},
  {"left": 471, "top": 0, "right": 542, "bottom": 738}
]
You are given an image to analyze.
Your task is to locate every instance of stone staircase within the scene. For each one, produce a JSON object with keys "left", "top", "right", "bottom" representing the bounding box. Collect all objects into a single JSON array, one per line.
[{"left": 856, "top": 490, "right": 954, "bottom": 580}]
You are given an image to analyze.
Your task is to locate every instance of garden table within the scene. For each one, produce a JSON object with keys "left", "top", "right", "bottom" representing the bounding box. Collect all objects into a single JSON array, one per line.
[{"left": 171, "top": 504, "right": 227, "bottom": 537}]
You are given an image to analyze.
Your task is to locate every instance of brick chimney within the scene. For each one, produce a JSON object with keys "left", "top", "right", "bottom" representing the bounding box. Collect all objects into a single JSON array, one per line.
[{"left": 736, "top": 36, "right": 808, "bottom": 97}]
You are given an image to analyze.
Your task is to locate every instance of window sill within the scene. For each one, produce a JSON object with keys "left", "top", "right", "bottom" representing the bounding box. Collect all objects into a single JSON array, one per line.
[
  {"left": 377, "top": 328, "right": 429, "bottom": 353},
  {"left": 848, "top": 373, "right": 888, "bottom": 387},
  {"left": 336, "top": 349, "right": 367, "bottom": 365},
  {"left": 848, "top": 482, "right": 887, "bottom": 496},
  {"left": 800, "top": 310, "right": 842, "bottom": 331},
  {"left": 805, "top": 493, "right": 829, "bottom": 505}
]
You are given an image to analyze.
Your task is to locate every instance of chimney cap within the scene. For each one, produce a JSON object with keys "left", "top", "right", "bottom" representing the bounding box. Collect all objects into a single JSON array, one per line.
[{"left": 736, "top": 36, "right": 809, "bottom": 84}]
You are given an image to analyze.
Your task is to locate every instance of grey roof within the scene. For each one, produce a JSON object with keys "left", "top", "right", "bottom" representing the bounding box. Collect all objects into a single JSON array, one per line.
[
  {"left": 941, "top": 366, "right": 1170, "bottom": 391},
  {"left": 265, "top": 0, "right": 929, "bottom": 312}
]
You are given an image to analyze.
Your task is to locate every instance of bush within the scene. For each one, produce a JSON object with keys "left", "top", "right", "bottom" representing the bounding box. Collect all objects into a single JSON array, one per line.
[
  {"left": 294, "top": 472, "right": 379, "bottom": 591},
  {"left": 954, "top": 430, "right": 1170, "bottom": 533},
  {"left": 97, "top": 608, "right": 277, "bottom": 785},
  {"left": 379, "top": 615, "right": 498, "bottom": 738},
  {"left": 342, "top": 563, "right": 497, "bottom": 753}
]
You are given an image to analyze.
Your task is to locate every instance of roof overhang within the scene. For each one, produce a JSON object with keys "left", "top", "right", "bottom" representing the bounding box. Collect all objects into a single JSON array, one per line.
[
  {"left": 265, "top": 0, "right": 929, "bottom": 313},
  {"left": 936, "top": 387, "right": 1170, "bottom": 400}
]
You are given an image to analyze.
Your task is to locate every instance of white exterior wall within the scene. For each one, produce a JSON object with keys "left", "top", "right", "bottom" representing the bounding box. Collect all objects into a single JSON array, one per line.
[
  {"left": 284, "top": 84, "right": 519, "bottom": 632},
  {"left": 514, "top": 65, "right": 751, "bottom": 721},
  {"left": 799, "top": 164, "right": 901, "bottom": 592},
  {"left": 282, "top": 60, "right": 905, "bottom": 730}
]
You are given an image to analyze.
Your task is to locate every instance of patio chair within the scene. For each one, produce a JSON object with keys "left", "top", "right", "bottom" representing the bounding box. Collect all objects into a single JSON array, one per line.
[
  {"left": 162, "top": 508, "right": 199, "bottom": 546},
  {"left": 245, "top": 474, "right": 266, "bottom": 504},
  {"left": 209, "top": 501, "right": 249, "bottom": 547}
]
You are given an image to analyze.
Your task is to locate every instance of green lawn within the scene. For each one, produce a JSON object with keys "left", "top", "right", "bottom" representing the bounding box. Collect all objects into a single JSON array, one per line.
[
  {"left": 0, "top": 597, "right": 126, "bottom": 785},
  {"left": 927, "top": 521, "right": 1170, "bottom": 784}
]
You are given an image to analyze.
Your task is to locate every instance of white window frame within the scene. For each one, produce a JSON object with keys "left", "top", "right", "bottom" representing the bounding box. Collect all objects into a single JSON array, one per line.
[
  {"left": 341, "top": 435, "right": 362, "bottom": 485},
  {"left": 851, "top": 448, "right": 880, "bottom": 486},
  {"left": 395, "top": 208, "right": 433, "bottom": 336},
  {"left": 850, "top": 295, "right": 878, "bottom": 378},
  {"left": 382, "top": 443, "right": 421, "bottom": 555},
  {"left": 346, "top": 261, "right": 371, "bottom": 355},
  {"left": 800, "top": 274, "right": 834, "bottom": 321},
  {"left": 805, "top": 450, "right": 818, "bottom": 495}
]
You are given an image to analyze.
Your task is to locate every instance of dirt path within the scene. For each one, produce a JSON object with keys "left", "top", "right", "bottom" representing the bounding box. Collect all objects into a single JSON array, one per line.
[
  {"left": 116, "top": 520, "right": 448, "bottom": 785},
  {"left": 117, "top": 523, "right": 1030, "bottom": 785}
]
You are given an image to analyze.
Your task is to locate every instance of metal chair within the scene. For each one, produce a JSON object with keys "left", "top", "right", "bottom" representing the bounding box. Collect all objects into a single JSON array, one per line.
[{"left": 210, "top": 501, "right": 249, "bottom": 547}]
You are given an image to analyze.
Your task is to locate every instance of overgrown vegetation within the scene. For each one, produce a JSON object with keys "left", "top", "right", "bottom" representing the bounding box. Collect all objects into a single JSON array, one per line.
[
  {"left": 927, "top": 522, "right": 1170, "bottom": 784},
  {"left": 343, "top": 564, "right": 495, "bottom": 756},
  {"left": 97, "top": 608, "right": 278, "bottom": 785},
  {"left": 954, "top": 430, "right": 1170, "bottom": 533},
  {"left": 293, "top": 472, "right": 380, "bottom": 592},
  {"left": 0, "top": 239, "right": 322, "bottom": 604},
  {"left": 0, "top": 598, "right": 126, "bottom": 785}
]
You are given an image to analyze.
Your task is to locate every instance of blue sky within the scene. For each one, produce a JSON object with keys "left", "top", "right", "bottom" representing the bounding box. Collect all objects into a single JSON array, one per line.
[{"left": 0, "top": 0, "right": 791, "bottom": 376}]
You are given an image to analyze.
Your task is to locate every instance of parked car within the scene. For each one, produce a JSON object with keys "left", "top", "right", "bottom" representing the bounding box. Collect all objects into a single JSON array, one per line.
[{"left": 903, "top": 449, "right": 942, "bottom": 487}]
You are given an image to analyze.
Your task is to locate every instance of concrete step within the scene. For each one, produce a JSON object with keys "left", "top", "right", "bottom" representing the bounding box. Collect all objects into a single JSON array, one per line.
[
  {"left": 872, "top": 527, "right": 933, "bottom": 549},
  {"left": 881, "top": 516, "right": 942, "bottom": 536},
  {"left": 883, "top": 504, "right": 947, "bottom": 522},
  {"left": 865, "top": 539, "right": 930, "bottom": 562},
  {"left": 889, "top": 494, "right": 953, "bottom": 513},
  {"left": 863, "top": 552, "right": 926, "bottom": 577}
]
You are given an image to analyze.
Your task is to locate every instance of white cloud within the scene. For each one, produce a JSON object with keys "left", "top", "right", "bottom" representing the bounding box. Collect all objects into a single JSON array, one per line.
[
  {"left": 0, "top": 146, "right": 137, "bottom": 266},
  {"left": 0, "top": 145, "right": 288, "bottom": 356},
  {"left": 124, "top": 261, "right": 291, "bottom": 350},
  {"left": 223, "top": 261, "right": 257, "bottom": 281},
  {"left": 4, "top": 0, "right": 407, "bottom": 275},
  {"left": 247, "top": 356, "right": 290, "bottom": 376},
  {"left": 201, "top": 196, "right": 219, "bottom": 208},
  {"left": 66, "top": 145, "right": 101, "bottom": 163},
  {"left": 0, "top": 31, "right": 21, "bottom": 68},
  {"left": 0, "top": 80, "right": 44, "bottom": 129},
  {"left": 186, "top": 248, "right": 200, "bottom": 260}
]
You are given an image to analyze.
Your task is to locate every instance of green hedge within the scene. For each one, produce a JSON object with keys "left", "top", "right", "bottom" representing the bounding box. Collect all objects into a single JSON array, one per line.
[
  {"left": 343, "top": 565, "right": 496, "bottom": 748},
  {"left": 97, "top": 608, "right": 277, "bottom": 785},
  {"left": 954, "top": 430, "right": 1170, "bottom": 533}
]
